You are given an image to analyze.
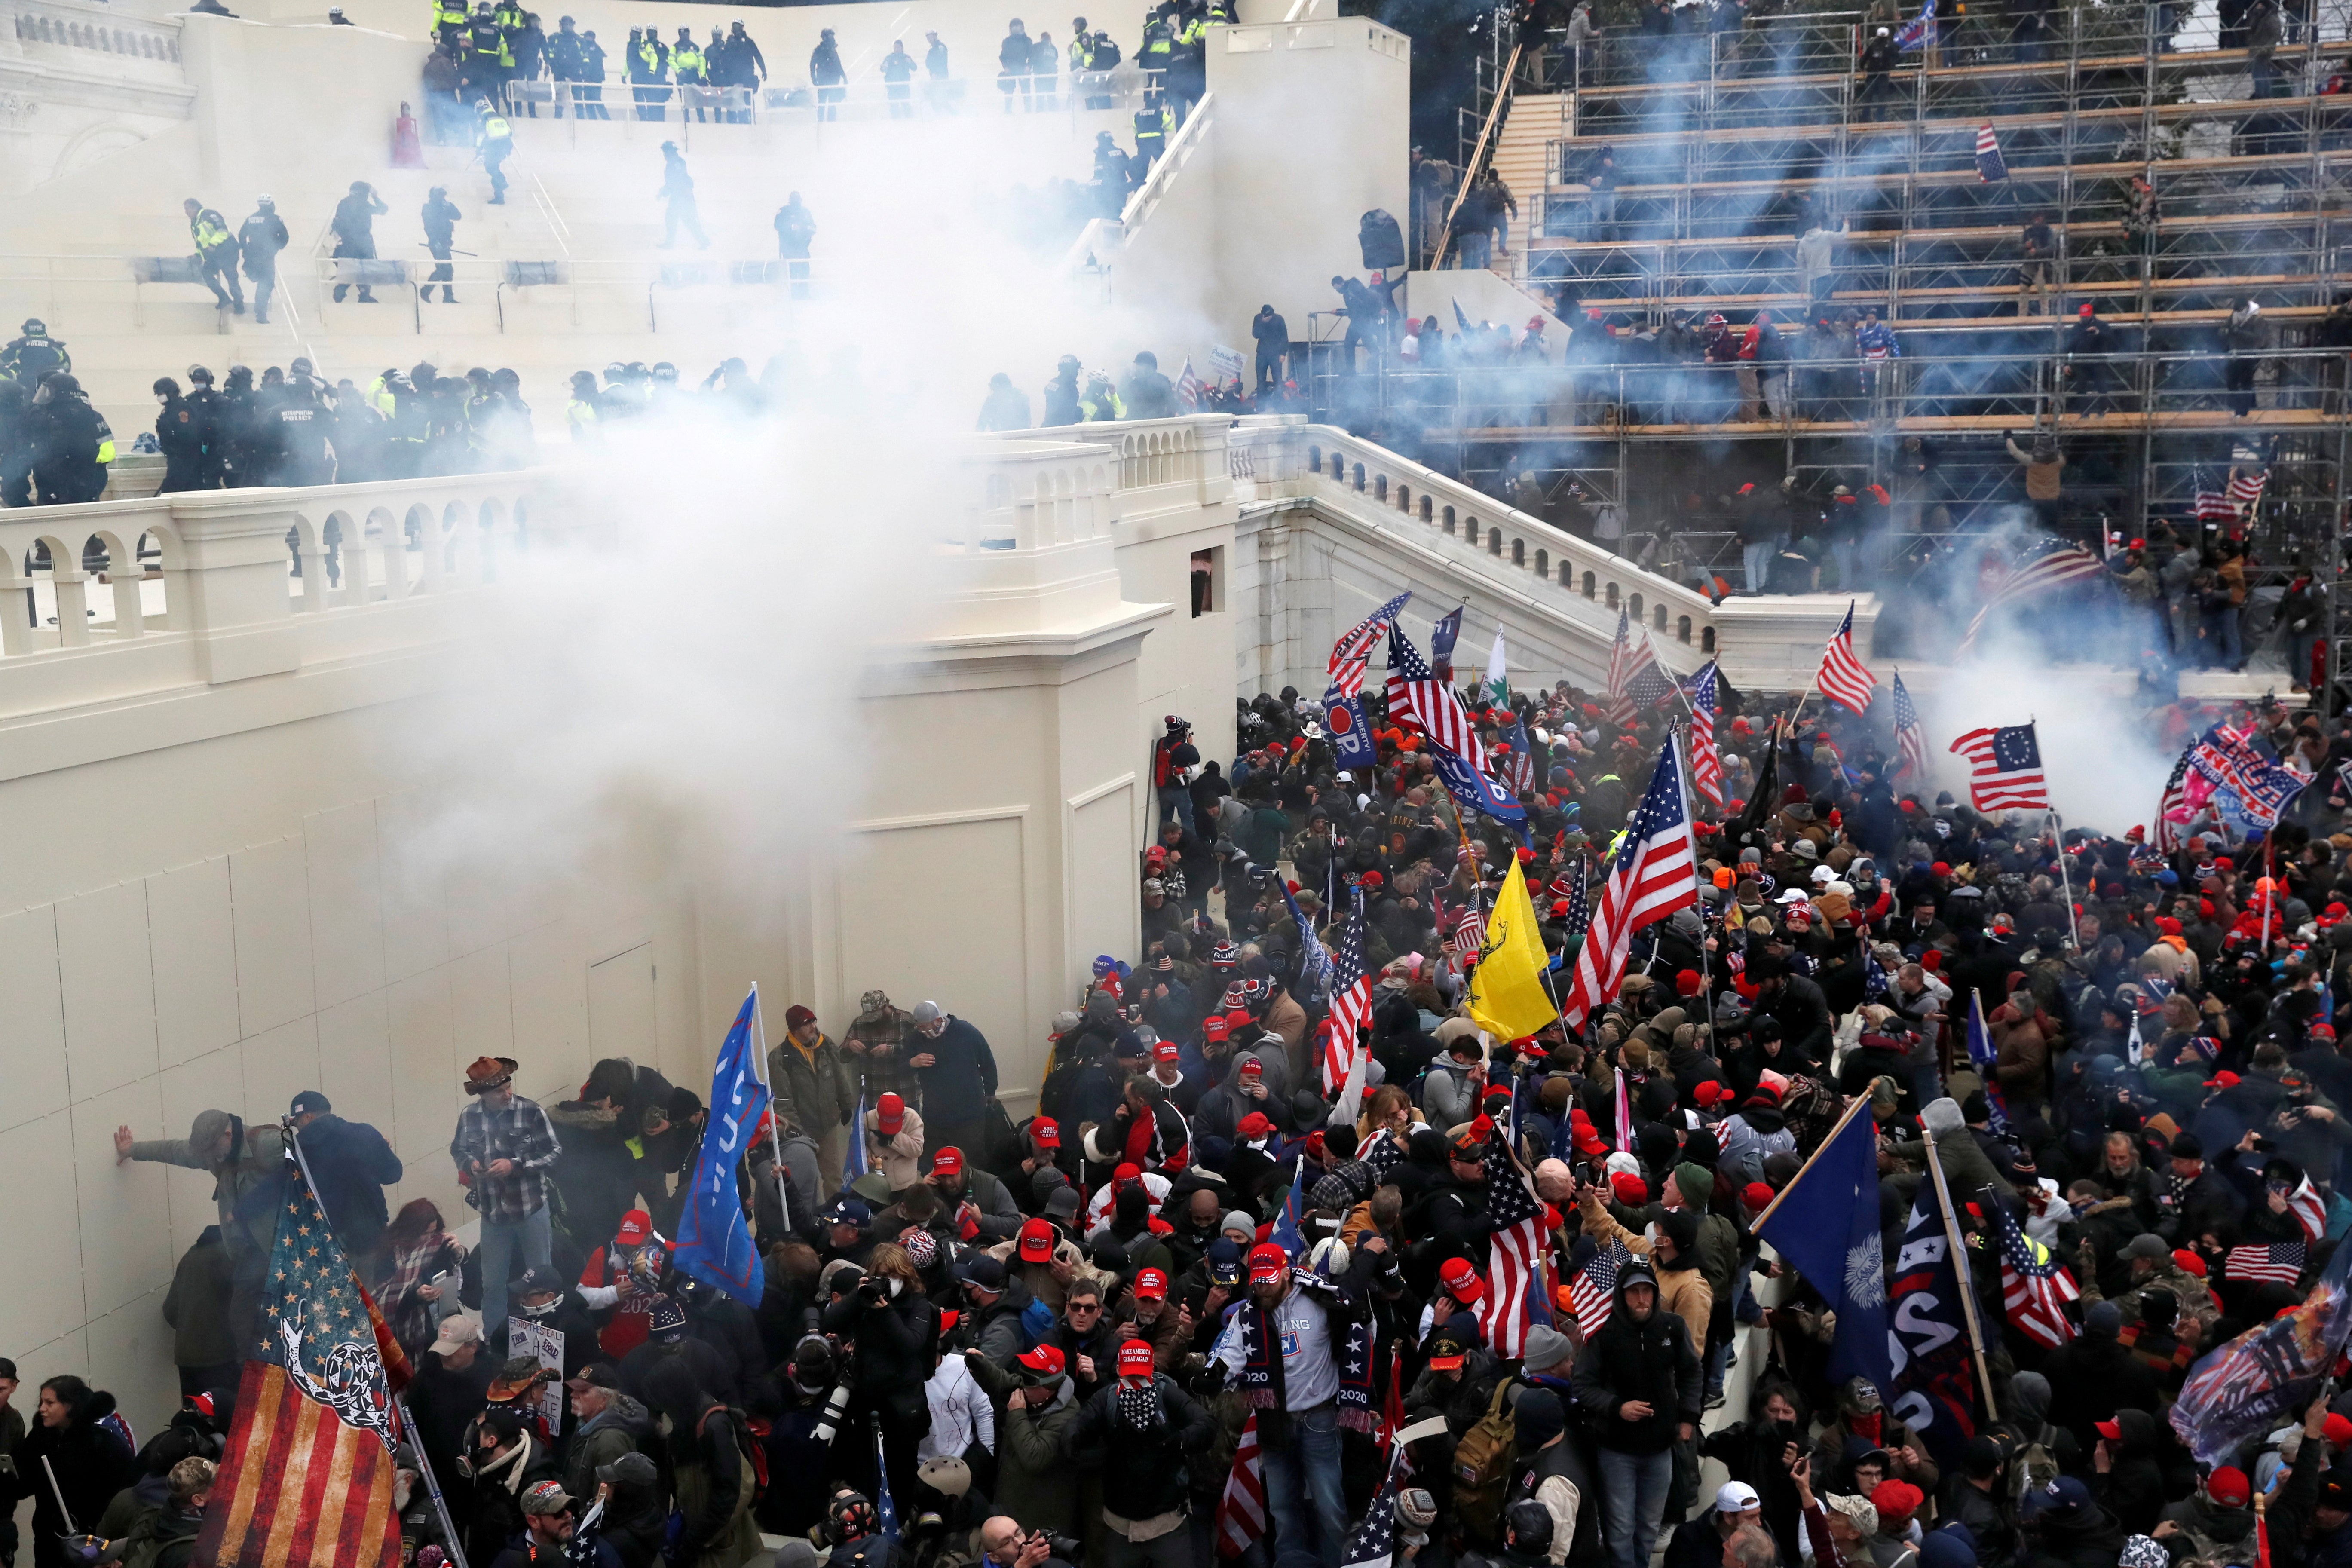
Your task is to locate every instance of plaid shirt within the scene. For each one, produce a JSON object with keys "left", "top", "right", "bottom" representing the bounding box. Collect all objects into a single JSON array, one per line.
[
  {"left": 844, "top": 1008, "right": 919, "bottom": 1106},
  {"left": 449, "top": 1093, "right": 562, "bottom": 1222}
]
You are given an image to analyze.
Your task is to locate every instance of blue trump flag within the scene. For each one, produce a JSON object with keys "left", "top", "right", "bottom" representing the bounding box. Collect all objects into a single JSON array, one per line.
[
  {"left": 1272, "top": 1158, "right": 1308, "bottom": 1259},
  {"left": 1429, "top": 605, "right": 1466, "bottom": 671},
  {"left": 1754, "top": 1100, "right": 1891, "bottom": 1391},
  {"left": 671, "top": 986, "right": 770, "bottom": 1305},
  {"left": 1323, "top": 684, "right": 1380, "bottom": 771},
  {"left": 1886, "top": 1157, "right": 1983, "bottom": 1468}
]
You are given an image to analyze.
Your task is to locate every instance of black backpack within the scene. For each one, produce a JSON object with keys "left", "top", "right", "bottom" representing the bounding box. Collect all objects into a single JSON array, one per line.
[{"left": 1358, "top": 209, "right": 1405, "bottom": 271}]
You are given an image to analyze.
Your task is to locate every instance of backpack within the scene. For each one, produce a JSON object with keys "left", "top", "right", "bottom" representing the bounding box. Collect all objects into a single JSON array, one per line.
[
  {"left": 1451, "top": 1379, "right": 1519, "bottom": 1547},
  {"left": 700, "top": 1404, "right": 769, "bottom": 1509},
  {"left": 2010, "top": 1433, "right": 2058, "bottom": 1501},
  {"left": 1358, "top": 209, "right": 1405, "bottom": 271}
]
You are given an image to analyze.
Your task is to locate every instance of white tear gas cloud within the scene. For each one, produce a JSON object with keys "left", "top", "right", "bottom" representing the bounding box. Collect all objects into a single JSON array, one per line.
[
  {"left": 385, "top": 107, "right": 1220, "bottom": 896},
  {"left": 1908, "top": 646, "right": 2178, "bottom": 837}
]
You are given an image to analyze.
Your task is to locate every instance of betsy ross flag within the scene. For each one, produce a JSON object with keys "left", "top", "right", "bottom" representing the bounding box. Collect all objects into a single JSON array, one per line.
[
  {"left": 1893, "top": 671, "right": 1929, "bottom": 782},
  {"left": 1975, "top": 123, "right": 2008, "bottom": 181},
  {"left": 1816, "top": 600, "right": 1877, "bottom": 714},
  {"left": 1216, "top": 1415, "right": 1269, "bottom": 1557},
  {"left": 1321, "top": 888, "right": 1375, "bottom": 1096},
  {"left": 1561, "top": 735, "right": 1698, "bottom": 1030},
  {"left": 1568, "top": 1237, "right": 1634, "bottom": 1338},
  {"left": 1996, "top": 1206, "right": 2078, "bottom": 1348},
  {"left": 1477, "top": 1118, "right": 1554, "bottom": 1359},
  {"left": 1686, "top": 662, "right": 1723, "bottom": 805},
  {"left": 1950, "top": 723, "right": 2050, "bottom": 812},
  {"left": 1176, "top": 357, "right": 1204, "bottom": 411},
  {"left": 197, "top": 1146, "right": 412, "bottom": 1568}
]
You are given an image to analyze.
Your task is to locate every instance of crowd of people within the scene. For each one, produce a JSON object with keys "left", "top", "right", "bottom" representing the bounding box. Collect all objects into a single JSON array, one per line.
[{"left": 18, "top": 647, "right": 2352, "bottom": 1568}]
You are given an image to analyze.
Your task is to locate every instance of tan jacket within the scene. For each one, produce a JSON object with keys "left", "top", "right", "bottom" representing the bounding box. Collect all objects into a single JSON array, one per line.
[{"left": 1579, "top": 1192, "right": 1713, "bottom": 1353}]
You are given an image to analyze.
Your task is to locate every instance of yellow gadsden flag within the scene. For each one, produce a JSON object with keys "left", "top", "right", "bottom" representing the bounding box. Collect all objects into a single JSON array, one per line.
[{"left": 1464, "top": 857, "right": 1561, "bottom": 1041}]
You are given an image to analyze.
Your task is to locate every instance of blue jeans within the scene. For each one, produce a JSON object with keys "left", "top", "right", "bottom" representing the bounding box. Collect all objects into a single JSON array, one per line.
[
  {"left": 478, "top": 1202, "right": 552, "bottom": 1331},
  {"left": 1157, "top": 783, "right": 1195, "bottom": 836},
  {"left": 1259, "top": 1403, "right": 1347, "bottom": 1568},
  {"left": 1742, "top": 540, "right": 1774, "bottom": 592},
  {"left": 1596, "top": 1447, "right": 1672, "bottom": 1568}
]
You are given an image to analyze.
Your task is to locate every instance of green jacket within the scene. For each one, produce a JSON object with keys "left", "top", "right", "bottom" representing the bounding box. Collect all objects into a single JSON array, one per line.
[
  {"left": 967, "top": 1357, "right": 1080, "bottom": 1533},
  {"left": 129, "top": 1116, "right": 289, "bottom": 1261},
  {"left": 766, "top": 1031, "right": 857, "bottom": 1133}
]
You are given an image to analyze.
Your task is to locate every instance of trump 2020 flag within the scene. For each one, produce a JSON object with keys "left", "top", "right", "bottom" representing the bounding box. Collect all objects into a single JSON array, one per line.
[
  {"left": 1896, "top": 0, "right": 1935, "bottom": 49},
  {"left": 671, "top": 987, "right": 771, "bottom": 1305},
  {"left": 2172, "top": 1237, "right": 2352, "bottom": 1467},
  {"left": 197, "top": 1148, "right": 411, "bottom": 1568},
  {"left": 1887, "top": 1160, "right": 1984, "bottom": 1467},
  {"left": 1754, "top": 1104, "right": 1892, "bottom": 1391}
]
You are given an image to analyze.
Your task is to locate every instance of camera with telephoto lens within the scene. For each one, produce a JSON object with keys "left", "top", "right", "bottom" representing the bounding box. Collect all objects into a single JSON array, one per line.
[{"left": 1038, "top": 1533, "right": 1081, "bottom": 1562}]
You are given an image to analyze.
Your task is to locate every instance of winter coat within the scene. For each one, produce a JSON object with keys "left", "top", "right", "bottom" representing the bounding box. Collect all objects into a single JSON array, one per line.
[
  {"left": 1579, "top": 1195, "right": 1713, "bottom": 1353},
  {"left": 915, "top": 1017, "right": 1001, "bottom": 1127},
  {"left": 3, "top": 1393, "right": 138, "bottom": 1562},
  {"left": 1570, "top": 1273, "right": 1701, "bottom": 1455},
  {"left": 2090, "top": 1408, "right": 2164, "bottom": 1536},
  {"left": 822, "top": 1283, "right": 941, "bottom": 1421},
  {"left": 862, "top": 1103, "right": 928, "bottom": 1191},
  {"left": 1064, "top": 1373, "right": 1213, "bottom": 1520},
  {"left": 162, "top": 1226, "right": 237, "bottom": 1368},
  {"left": 969, "top": 1357, "right": 1081, "bottom": 1531},
  {"left": 670, "top": 1405, "right": 763, "bottom": 1568},
  {"left": 767, "top": 1032, "right": 857, "bottom": 1134},
  {"left": 293, "top": 1112, "right": 404, "bottom": 1254},
  {"left": 562, "top": 1393, "right": 653, "bottom": 1502}
]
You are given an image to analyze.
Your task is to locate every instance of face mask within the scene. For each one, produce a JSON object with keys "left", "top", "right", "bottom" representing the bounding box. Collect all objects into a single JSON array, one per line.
[
  {"left": 1643, "top": 1223, "right": 1660, "bottom": 1248},
  {"left": 888, "top": 1277, "right": 904, "bottom": 1298},
  {"left": 1848, "top": 1411, "right": 1883, "bottom": 1443}
]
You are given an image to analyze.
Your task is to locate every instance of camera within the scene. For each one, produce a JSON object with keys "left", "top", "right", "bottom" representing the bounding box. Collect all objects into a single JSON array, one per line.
[{"left": 1038, "top": 1534, "right": 1081, "bottom": 1562}]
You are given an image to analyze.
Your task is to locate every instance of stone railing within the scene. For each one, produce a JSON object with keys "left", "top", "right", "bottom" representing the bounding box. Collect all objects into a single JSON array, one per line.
[
  {"left": 5, "top": 0, "right": 184, "bottom": 66},
  {"left": 0, "top": 472, "right": 545, "bottom": 710},
  {"left": 1250, "top": 420, "right": 1723, "bottom": 658},
  {"left": 959, "top": 439, "right": 1121, "bottom": 553},
  {"left": 977, "top": 413, "right": 1234, "bottom": 521}
]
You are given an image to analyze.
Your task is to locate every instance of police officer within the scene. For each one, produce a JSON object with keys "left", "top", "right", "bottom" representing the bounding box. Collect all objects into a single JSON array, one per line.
[
  {"left": 1168, "top": 0, "right": 1207, "bottom": 121},
  {"left": 433, "top": 0, "right": 469, "bottom": 47},
  {"left": 548, "top": 15, "right": 585, "bottom": 113},
  {"left": 725, "top": 20, "right": 766, "bottom": 119},
  {"left": 27, "top": 373, "right": 113, "bottom": 505},
  {"left": 508, "top": 11, "right": 547, "bottom": 114},
  {"left": 183, "top": 198, "right": 245, "bottom": 313},
  {"left": 1042, "top": 355, "right": 1083, "bottom": 426},
  {"left": 774, "top": 192, "right": 816, "bottom": 299},
  {"left": 237, "top": 195, "right": 288, "bottom": 325},
  {"left": 265, "top": 375, "right": 336, "bottom": 487},
  {"left": 153, "top": 377, "right": 211, "bottom": 492},
  {"left": 422, "top": 187, "right": 462, "bottom": 300},
  {"left": 330, "top": 180, "right": 389, "bottom": 303},
  {"left": 0, "top": 318, "right": 70, "bottom": 385},
  {"left": 1137, "top": 8, "right": 1173, "bottom": 86},
  {"left": 670, "top": 26, "right": 706, "bottom": 120},
  {"left": 629, "top": 26, "right": 669, "bottom": 121},
  {"left": 215, "top": 364, "right": 261, "bottom": 484},
  {"left": 182, "top": 365, "right": 228, "bottom": 488},
  {"left": 467, "top": 2, "right": 512, "bottom": 103},
  {"left": 476, "top": 101, "right": 513, "bottom": 205},
  {"left": 1078, "top": 369, "right": 1124, "bottom": 421},
  {"left": 577, "top": 26, "right": 607, "bottom": 117},
  {"left": 1133, "top": 92, "right": 1171, "bottom": 168},
  {"left": 565, "top": 370, "right": 600, "bottom": 443}
]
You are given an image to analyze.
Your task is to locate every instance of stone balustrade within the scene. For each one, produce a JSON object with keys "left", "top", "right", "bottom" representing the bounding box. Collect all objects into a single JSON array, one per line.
[
  {"left": 5, "top": 0, "right": 185, "bottom": 65},
  {"left": 0, "top": 472, "right": 545, "bottom": 711}
]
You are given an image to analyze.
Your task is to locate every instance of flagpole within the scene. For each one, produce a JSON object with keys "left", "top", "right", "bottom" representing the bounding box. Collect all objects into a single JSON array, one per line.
[
  {"left": 1922, "top": 1130, "right": 2001, "bottom": 1422},
  {"left": 1747, "top": 1090, "right": 1875, "bottom": 1233},
  {"left": 282, "top": 1122, "right": 474, "bottom": 1568},
  {"left": 1670, "top": 720, "right": 1717, "bottom": 1006},
  {"left": 750, "top": 982, "right": 792, "bottom": 1235}
]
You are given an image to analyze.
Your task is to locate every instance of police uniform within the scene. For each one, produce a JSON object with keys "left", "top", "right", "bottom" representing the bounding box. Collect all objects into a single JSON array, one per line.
[
  {"left": 187, "top": 205, "right": 245, "bottom": 312},
  {"left": 422, "top": 191, "right": 463, "bottom": 299},
  {"left": 477, "top": 108, "right": 513, "bottom": 203},
  {"left": 0, "top": 322, "right": 70, "bottom": 385},
  {"left": 671, "top": 33, "right": 707, "bottom": 120},
  {"left": 236, "top": 204, "right": 288, "bottom": 325}
]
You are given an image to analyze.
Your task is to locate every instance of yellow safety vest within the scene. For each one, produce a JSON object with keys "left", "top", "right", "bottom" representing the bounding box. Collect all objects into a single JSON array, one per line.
[
  {"left": 482, "top": 114, "right": 511, "bottom": 139},
  {"left": 366, "top": 374, "right": 397, "bottom": 416},
  {"left": 192, "top": 214, "right": 230, "bottom": 251},
  {"left": 637, "top": 40, "right": 660, "bottom": 73},
  {"left": 673, "top": 43, "right": 703, "bottom": 74}
]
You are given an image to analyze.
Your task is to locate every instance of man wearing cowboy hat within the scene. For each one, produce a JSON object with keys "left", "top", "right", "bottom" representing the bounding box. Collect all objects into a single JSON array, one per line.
[{"left": 451, "top": 1055, "right": 563, "bottom": 1333}]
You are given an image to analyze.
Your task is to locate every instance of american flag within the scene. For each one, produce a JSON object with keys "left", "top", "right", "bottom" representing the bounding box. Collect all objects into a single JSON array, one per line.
[
  {"left": 1816, "top": 600, "right": 1877, "bottom": 715},
  {"left": 1320, "top": 888, "right": 1375, "bottom": 1095},
  {"left": 1501, "top": 713, "right": 1537, "bottom": 796},
  {"left": 1341, "top": 1448, "right": 1409, "bottom": 1568},
  {"left": 2288, "top": 1174, "right": 2328, "bottom": 1242},
  {"left": 1560, "top": 736, "right": 1698, "bottom": 1030},
  {"left": 1612, "top": 1064, "right": 1633, "bottom": 1150},
  {"left": 1215, "top": 1415, "right": 1268, "bottom": 1557},
  {"left": 1957, "top": 545, "right": 2107, "bottom": 654},
  {"left": 1175, "top": 356, "right": 1204, "bottom": 411},
  {"left": 1386, "top": 623, "right": 1493, "bottom": 772},
  {"left": 2154, "top": 747, "right": 2192, "bottom": 851},
  {"left": 1892, "top": 670, "right": 1929, "bottom": 782},
  {"left": 1605, "top": 609, "right": 1669, "bottom": 727},
  {"left": 1562, "top": 857, "right": 1590, "bottom": 937},
  {"left": 2196, "top": 474, "right": 2239, "bottom": 523},
  {"left": 1996, "top": 1206, "right": 2078, "bottom": 1348},
  {"left": 1949, "top": 723, "right": 2050, "bottom": 812},
  {"left": 1477, "top": 1120, "right": 1552, "bottom": 1360},
  {"left": 1361, "top": 1127, "right": 1406, "bottom": 1181},
  {"left": 2225, "top": 1241, "right": 2306, "bottom": 1285},
  {"left": 1686, "top": 662, "right": 1722, "bottom": 805},
  {"left": 1975, "top": 122, "right": 2008, "bottom": 182},
  {"left": 1568, "top": 1237, "right": 1632, "bottom": 1338},
  {"left": 196, "top": 1150, "right": 411, "bottom": 1568},
  {"left": 2230, "top": 468, "right": 2269, "bottom": 505},
  {"left": 1331, "top": 590, "right": 1413, "bottom": 698}
]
